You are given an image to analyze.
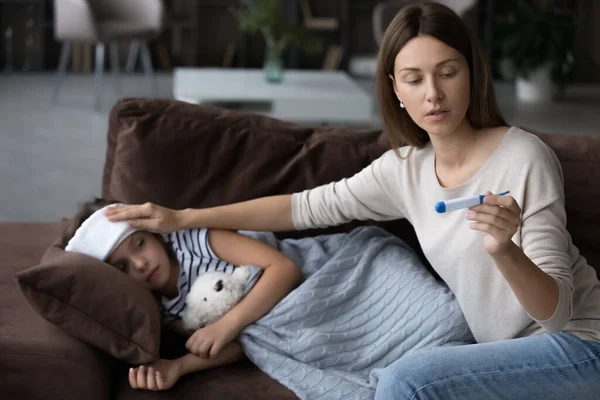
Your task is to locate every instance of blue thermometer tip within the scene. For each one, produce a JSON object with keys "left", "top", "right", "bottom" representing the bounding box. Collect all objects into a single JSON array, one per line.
[{"left": 434, "top": 202, "right": 446, "bottom": 213}]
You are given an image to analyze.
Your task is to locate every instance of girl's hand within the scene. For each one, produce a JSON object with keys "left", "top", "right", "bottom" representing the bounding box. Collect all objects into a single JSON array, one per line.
[
  {"left": 186, "top": 318, "right": 241, "bottom": 359},
  {"left": 105, "top": 202, "right": 182, "bottom": 233},
  {"left": 465, "top": 191, "right": 522, "bottom": 256},
  {"left": 129, "top": 359, "right": 182, "bottom": 391}
]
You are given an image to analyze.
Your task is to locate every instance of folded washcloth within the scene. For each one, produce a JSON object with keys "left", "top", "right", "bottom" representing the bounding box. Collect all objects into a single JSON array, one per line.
[{"left": 65, "top": 204, "right": 138, "bottom": 261}]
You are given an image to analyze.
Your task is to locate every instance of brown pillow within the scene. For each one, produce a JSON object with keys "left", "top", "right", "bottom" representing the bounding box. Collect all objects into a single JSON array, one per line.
[{"left": 14, "top": 235, "right": 161, "bottom": 365}]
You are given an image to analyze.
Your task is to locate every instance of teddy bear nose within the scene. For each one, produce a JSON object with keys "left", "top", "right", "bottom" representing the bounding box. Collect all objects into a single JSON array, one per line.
[{"left": 214, "top": 280, "right": 224, "bottom": 292}]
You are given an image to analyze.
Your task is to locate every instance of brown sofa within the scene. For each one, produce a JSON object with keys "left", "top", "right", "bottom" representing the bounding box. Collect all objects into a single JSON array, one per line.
[{"left": 1, "top": 98, "right": 599, "bottom": 400}]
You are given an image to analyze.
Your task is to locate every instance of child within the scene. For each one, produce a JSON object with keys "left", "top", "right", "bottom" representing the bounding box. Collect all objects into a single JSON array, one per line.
[{"left": 63, "top": 198, "right": 303, "bottom": 391}]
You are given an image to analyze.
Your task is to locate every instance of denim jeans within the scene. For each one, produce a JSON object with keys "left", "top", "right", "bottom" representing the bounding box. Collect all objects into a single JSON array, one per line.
[{"left": 375, "top": 333, "right": 600, "bottom": 400}]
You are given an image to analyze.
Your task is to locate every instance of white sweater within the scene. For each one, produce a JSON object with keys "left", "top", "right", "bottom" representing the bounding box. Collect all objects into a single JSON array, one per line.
[{"left": 292, "top": 126, "right": 600, "bottom": 343}]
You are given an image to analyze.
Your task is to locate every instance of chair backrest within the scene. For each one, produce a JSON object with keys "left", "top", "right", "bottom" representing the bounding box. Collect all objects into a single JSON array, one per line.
[
  {"left": 53, "top": 0, "right": 98, "bottom": 41},
  {"left": 88, "top": 0, "right": 164, "bottom": 32},
  {"left": 53, "top": 0, "right": 164, "bottom": 41}
]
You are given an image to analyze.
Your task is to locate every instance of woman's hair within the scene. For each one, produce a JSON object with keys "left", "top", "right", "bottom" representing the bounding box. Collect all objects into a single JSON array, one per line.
[
  {"left": 376, "top": 1, "right": 506, "bottom": 152},
  {"left": 61, "top": 197, "right": 175, "bottom": 260}
]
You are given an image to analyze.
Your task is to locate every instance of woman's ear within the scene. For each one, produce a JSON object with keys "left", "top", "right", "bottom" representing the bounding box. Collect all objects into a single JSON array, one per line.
[{"left": 388, "top": 73, "right": 401, "bottom": 100}]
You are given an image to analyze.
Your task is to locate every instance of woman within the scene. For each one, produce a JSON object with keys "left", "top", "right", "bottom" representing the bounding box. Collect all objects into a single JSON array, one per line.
[{"left": 106, "top": 2, "right": 600, "bottom": 399}]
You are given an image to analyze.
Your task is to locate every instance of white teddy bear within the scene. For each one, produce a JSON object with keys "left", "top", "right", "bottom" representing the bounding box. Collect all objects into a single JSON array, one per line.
[{"left": 182, "top": 265, "right": 251, "bottom": 330}]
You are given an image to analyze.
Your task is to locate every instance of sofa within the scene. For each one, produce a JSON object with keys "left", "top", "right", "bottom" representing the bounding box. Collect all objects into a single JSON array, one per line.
[{"left": 1, "top": 98, "right": 599, "bottom": 400}]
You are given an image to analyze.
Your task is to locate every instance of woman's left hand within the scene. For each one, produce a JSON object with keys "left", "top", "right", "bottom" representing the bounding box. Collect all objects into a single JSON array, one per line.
[
  {"left": 465, "top": 191, "right": 522, "bottom": 256},
  {"left": 185, "top": 318, "right": 240, "bottom": 359}
]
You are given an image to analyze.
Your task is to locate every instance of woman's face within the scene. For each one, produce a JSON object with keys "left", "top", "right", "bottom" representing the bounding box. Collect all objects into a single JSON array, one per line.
[
  {"left": 106, "top": 231, "right": 173, "bottom": 293},
  {"left": 390, "top": 35, "right": 471, "bottom": 138}
]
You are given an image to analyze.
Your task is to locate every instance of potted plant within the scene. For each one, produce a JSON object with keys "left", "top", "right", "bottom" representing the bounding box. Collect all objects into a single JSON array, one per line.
[
  {"left": 234, "top": 0, "right": 323, "bottom": 83},
  {"left": 496, "top": 0, "right": 576, "bottom": 102}
]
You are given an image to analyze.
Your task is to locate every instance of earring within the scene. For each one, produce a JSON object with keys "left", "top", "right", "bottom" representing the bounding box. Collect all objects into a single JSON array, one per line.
[{"left": 399, "top": 100, "right": 405, "bottom": 109}]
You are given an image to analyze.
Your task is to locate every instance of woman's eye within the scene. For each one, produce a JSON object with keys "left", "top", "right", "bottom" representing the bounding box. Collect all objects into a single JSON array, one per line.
[
  {"left": 440, "top": 71, "right": 456, "bottom": 78},
  {"left": 407, "top": 78, "right": 422, "bottom": 85}
]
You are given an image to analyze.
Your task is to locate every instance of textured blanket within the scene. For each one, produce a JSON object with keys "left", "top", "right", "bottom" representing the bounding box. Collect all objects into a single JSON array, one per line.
[{"left": 239, "top": 227, "right": 474, "bottom": 400}]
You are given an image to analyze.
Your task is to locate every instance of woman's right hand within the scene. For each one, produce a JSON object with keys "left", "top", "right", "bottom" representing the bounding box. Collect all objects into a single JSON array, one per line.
[{"left": 105, "top": 202, "right": 183, "bottom": 233}]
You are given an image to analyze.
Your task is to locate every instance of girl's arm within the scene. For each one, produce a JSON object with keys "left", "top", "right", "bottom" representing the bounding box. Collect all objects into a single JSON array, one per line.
[
  {"left": 129, "top": 341, "right": 245, "bottom": 391},
  {"left": 178, "top": 341, "right": 245, "bottom": 374},
  {"left": 209, "top": 228, "right": 302, "bottom": 328},
  {"left": 185, "top": 228, "right": 303, "bottom": 358}
]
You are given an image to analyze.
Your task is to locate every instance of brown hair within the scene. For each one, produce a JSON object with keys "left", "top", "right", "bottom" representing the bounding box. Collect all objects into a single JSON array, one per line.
[
  {"left": 376, "top": 1, "right": 506, "bottom": 153},
  {"left": 61, "top": 197, "right": 175, "bottom": 260}
]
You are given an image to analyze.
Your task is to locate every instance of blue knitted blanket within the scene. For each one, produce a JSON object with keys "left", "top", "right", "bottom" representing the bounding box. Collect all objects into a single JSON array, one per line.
[{"left": 239, "top": 227, "right": 474, "bottom": 400}]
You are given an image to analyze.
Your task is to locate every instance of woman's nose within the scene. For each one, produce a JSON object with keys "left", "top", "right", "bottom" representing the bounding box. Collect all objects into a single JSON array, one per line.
[{"left": 425, "top": 78, "right": 443, "bottom": 103}]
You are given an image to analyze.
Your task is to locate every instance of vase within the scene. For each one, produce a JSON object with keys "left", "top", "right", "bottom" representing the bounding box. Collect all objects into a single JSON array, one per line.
[
  {"left": 263, "top": 44, "right": 283, "bottom": 84},
  {"left": 515, "top": 64, "right": 557, "bottom": 103}
]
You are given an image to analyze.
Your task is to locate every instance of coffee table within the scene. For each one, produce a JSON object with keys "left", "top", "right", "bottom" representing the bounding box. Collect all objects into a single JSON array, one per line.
[{"left": 173, "top": 68, "right": 373, "bottom": 125}]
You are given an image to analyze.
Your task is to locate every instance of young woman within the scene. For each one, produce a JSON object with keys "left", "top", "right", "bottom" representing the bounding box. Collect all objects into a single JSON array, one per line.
[{"left": 106, "top": 2, "right": 600, "bottom": 398}]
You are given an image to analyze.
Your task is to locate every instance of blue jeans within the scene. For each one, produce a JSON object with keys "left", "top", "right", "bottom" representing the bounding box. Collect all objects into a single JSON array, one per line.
[{"left": 375, "top": 333, "right": 600, "bottom": 400}]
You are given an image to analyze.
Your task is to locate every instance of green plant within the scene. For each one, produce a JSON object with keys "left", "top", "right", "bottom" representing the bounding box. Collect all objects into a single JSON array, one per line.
[
  {"left": 234, "top": 0, "right": 323, "bottom": 58},
  {"left": 496, "top": 0, "right": 576, "bottom": 89}
]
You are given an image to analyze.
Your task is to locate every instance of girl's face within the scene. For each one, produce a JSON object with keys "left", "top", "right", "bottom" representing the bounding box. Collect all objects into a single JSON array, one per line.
[
  {"left": 390, "top": 35, "right": 471, "bottom": 138},
  {"left": 106, "top": 231, "right": 173, "bottom": 294}
]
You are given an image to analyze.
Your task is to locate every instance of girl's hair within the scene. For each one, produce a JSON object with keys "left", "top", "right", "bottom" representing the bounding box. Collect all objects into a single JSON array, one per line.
[
  {"left": 61, "top": 197, "right": 175, "bottom": 260},
  {"left": 376, "top": 1, "right": 506, "bottom": 153}
]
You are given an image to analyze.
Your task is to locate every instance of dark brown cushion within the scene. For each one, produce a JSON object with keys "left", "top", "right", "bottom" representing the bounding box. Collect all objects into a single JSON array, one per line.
[
  {"left": 1, "top": 222, "right": 115, "bottom": 400},
  {"left": 535, "top": 132, "right": 600, "bottom": 276},
  {"left": 102, "top": 98, "right": 388, "bottom": 208},
  {"left": 14, "top": 225, "right": 161, "bottom": 365},
  {"left": 100, "top": 98, "right": 425, "bottom": 250}
]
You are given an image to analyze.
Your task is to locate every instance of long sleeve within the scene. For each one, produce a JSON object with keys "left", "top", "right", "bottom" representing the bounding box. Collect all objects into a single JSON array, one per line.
[
  {"left": 519, "top": 142, "right": 574, "bottom": 333},
  {"left": 291, "top": 150, "right": 405, "bottom": 230}
]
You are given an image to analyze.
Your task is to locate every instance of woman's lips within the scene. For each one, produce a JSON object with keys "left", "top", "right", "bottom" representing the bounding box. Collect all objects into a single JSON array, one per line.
[{"left": 426, "top": 110, "right": 450, "bottom": 121}]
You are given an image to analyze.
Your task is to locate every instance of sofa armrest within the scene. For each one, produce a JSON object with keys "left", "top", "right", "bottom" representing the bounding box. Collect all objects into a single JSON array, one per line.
[{"left": 0, "top": 222, "right": 116, "bottom": 400}]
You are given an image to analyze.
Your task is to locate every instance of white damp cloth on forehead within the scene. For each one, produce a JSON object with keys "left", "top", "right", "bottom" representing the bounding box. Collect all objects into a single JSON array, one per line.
[{"left": 65, "top": 204, "right": 139, "bottom": 261}]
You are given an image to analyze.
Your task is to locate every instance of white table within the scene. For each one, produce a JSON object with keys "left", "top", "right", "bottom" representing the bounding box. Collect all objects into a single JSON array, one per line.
[{"left": 173, "top": 68, "right": 373, "bottom": 125}]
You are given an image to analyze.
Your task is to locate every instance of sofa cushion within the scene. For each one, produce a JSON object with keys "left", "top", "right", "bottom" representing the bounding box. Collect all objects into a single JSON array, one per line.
[
  {"left": 1, "top": 222, "right": 115, "bottom": 400},
  {"left": 102, "top": 97, "right": 389, "bottom": 204},
  {"left": 101, "top": 98, "right": 430, "bottom": 260},
  {"left": 14, "top": 222, "right": 161, "bottom": 365},
  {"left": 536, "top": 133, "right": 600, "bottom": 276}
]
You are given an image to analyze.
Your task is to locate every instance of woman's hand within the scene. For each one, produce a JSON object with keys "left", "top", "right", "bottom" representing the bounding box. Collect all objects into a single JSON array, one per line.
[
  {"left": 465, "top": 191, "right": 522, "bottom": 256},
  {"left": 129, "top": 359, "right": 182, "bottom": 391},
  {"left": 186, "top": 318, "right": 241, "bottom": 359},
  {"left": 105, "top": 202, "right": 182, "bottom": 233}
]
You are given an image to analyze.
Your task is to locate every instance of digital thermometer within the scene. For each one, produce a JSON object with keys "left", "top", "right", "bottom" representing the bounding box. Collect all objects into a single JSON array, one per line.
[{"left": 435, "top": 191, "right": 510, "bottom": 213}]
